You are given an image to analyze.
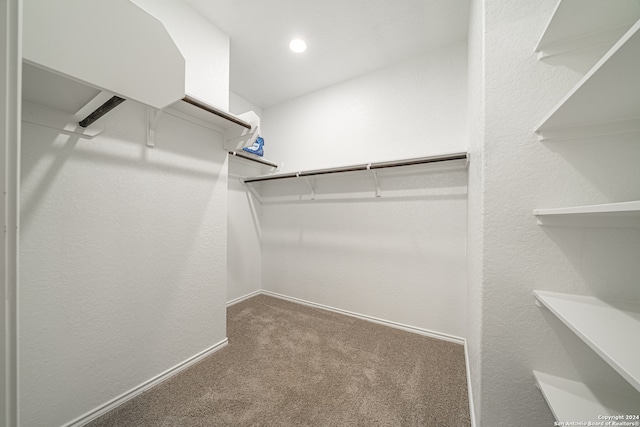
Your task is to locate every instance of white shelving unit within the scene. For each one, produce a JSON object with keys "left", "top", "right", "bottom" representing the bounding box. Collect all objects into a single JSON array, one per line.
[
  {"left": 535, "top": 19, "right": 640, "bottom": 141},
  {"left": 534, "top": 371, "right": 640, "bottom": 422},
  {"left": 535, "top": 0, "right": 640, "bottom": 59},
  {"left": 533, "top": 3, "right": 640, "bottom": 422},
  {"left": 534, "top": 200, "right": 640, "bottom": 227},
  {"left": 534, "top": 291, "right": 640, "bottom": 393}
]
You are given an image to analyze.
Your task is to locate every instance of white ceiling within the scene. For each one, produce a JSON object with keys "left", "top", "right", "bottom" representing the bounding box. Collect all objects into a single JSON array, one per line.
[{"left": 184, "top": 0, "right": 470, "bottom": 109}]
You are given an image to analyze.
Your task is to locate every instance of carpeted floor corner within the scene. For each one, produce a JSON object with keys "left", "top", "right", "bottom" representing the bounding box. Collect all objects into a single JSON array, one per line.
[{"left": 87, "top": 295, "right": 471, "bottom": 426}]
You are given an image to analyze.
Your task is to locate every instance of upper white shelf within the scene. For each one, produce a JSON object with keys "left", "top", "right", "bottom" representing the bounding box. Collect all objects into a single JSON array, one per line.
[
  {"left": 165, "top": 97, "right": 261, "bottom": 151},
  {"left": 535, "top": 0, "right": 640, "bottom": 59},
  {"left": 534, "top": 371, "right": 640, "bottom": 422},
  {"left": 167, "top": 96, "right": 253, "bottom": 131},
  {"left": 534, "top": 200, "right": 640, "bottom": 227},
  {"left": 23, "top": 0, "right": 185, "bottom": 110},
  {"left": 534, "top": 291, "right": 640, "bottom": 392},
  {"left": 535, "top": 19, "right": 640, "bottom": 141}
]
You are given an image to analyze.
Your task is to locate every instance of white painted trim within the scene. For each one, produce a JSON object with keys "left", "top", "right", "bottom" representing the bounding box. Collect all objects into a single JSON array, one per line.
[
  {"left": 260, "top": 290, "right": 465, "bottom": 345},
  {"left": 464, "top": 340, "right": 477, "bottom": 427},
  {"left": 1, "top": 0, "right": 21, "bottom": 425},
  {"left": 227, "top": 290, "right": 261, "bottom": 307},
  {"left": 65, "top": 339, "right": 228, "bottom": 427}
]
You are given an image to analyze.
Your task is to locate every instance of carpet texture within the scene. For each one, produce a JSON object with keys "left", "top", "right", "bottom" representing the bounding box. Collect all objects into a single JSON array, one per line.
[{"left": 87, "top": 295, "right": 471, "bottom": 426}]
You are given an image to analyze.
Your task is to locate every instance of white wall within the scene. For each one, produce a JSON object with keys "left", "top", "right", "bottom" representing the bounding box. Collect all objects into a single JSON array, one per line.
[
  {"left": 132, "top": 0, "right": 230, "bottom": 110},
  {"left": 226, "top": 158, "right": 263, "bottom": 303},
  {"left": 19, "top": 100, "right": 228, "bottom": 427},
  {"left": 230, "top": 91, "right": 263, "bottom": 119},
  {"left": 260, "top": 165, "right": 468, "bottom": 339},
  {"left": 226, "top": 93, "right": 265, "bottom": 303},
  {"left": 258, "top": 43, "right": 468, "bottom": 339},
  {"left": 261, "top": 41, "right": 468, "bottom": 173},
  {"left": 471, "top": 1, "right": 640, "bottom": 425}
]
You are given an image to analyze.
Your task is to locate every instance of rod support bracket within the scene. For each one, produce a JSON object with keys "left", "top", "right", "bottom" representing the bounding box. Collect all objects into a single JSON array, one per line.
[
  {"left": 302, "top": 175, "right": 315, "bottom": 200},
  {"left": 147, "top": 108, "right": 164, "bottom": 147},
  {"left": 368, "top": 164, "right": 381, "bottom": 197}
]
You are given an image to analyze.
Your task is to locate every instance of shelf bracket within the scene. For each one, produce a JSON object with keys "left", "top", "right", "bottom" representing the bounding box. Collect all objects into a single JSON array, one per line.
[
  {"left": 534, "top": 295, "right": 544, "bottom": 308},
  {"left": 302, "top": 175, "right": 315, "bottom": 200},
  {"left": 147, "top": 108, "right": 164, "bottom": 147},
  {"left": 368, "top": 164, "right": 381, "bottom": 198}
]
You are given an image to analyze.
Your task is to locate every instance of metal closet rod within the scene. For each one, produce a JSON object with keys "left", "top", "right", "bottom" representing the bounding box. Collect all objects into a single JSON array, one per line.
[
  {"left": 228, "top": 150, "right": 278, "bottom": 168},
  {"left": 78, "top": 96, "right": 126, "bottom": 128},
  {"left": 182, "top": 95, "right": 252, "bottom": 129},
  {"left": 243, "top": 152, "right": 468, "bottom": 183}
]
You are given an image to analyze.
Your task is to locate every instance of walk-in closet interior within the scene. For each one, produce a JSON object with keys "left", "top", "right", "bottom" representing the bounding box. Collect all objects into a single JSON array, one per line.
[{"left": 2, "top": 0, "right": 640, "bottom": 426}]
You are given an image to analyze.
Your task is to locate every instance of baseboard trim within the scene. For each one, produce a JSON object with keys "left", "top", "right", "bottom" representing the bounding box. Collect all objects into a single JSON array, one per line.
[
  {"left": 464, "top": 340, "right": 478, "bottom": 427},
  {"left": 260, "top": 290, "right": 465, "bottom": 345},
  {"left": 65, "top": 338, "right": 229, "bottom": 427},
  {"left": 227, "top": 289, "right": 262, "bottom": 307}
]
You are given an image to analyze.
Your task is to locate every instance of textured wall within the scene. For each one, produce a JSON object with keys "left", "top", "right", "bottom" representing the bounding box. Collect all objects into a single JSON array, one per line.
[
  {"left": 262, "top": 41, "right": 468, "bottom": 173},
  {"left": 474, "top": 1, "right": 640, "bottom": 425},
  {"left": 259, "top": 165, "right": 468, "bottom": 339},
  {"left": 227, "top": 157, "right": 264, "bottom": 303},
  {"left": 227, "top": 93, "right": 264, "bottom": 303},
  {"left": 19, "top": 101, "right": 228, "bottom": 427},
  {"left": 132, "top": 0, "right": 230, "bottom": 110},
  {"left": 258, "top": 46, "right": 469, "bottom": 338}
]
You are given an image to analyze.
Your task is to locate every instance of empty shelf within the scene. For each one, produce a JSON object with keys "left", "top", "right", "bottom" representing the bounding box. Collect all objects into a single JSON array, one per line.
[
  {"left": 534, "top": 371, "right": 640, "bottom": 422},
  {"left": 535, "top": 19, "right": 640, "bottom": 141},
  {"left": 534, "top": 201, "right": 640, "bottom": 227},
  {"left": 534, "top": 291, "right": 640, "bottom": 392},
  {"left": 535, "top": 0, "right": 640, "bottom": 58},
  {"left": 228, "top": 151, "right": 278, "bottom": 168},
  {"left": 167, "top": 96, "right": 252, "bottom": 131}
]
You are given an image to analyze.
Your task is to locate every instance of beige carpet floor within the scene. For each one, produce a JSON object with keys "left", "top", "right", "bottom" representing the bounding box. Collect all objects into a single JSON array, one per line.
[{"left": 87, "top": 294, "right": 471, "bottom": 426}]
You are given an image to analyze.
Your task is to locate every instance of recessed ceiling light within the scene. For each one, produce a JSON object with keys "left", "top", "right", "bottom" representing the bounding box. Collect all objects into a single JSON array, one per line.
[{"left": 289, "top": 39, "right": 307, "bottom": 53}]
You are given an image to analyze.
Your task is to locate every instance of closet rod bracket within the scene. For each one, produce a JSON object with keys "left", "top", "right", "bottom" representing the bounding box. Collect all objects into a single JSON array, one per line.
[
  {"left": 302, "top": 175, "right": 315, "bottom": 200},
  {"left": 367, "top": 164, "right": 381, "bottom": 198},
  {"left": 147, "top": 108, "right": 164, "bottom": 147}
]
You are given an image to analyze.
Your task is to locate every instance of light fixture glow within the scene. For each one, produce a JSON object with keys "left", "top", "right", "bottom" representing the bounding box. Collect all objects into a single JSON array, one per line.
[{"left": 289, "top": 39, "right": 307, "bottom": 53}]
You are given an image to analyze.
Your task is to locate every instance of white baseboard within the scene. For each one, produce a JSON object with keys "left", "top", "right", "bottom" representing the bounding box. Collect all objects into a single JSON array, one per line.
[
  {"left": 65, "top": 338, "right": 229, "bottom": 427},
  {"left": 464, "top": 340, "right": 478, "bottom": 427},
  {"left": 260, "top": 290, "right": 465, "bottom": 345},
  {"left": 227, "top": 289, "right": 262, "bottom": 307}
]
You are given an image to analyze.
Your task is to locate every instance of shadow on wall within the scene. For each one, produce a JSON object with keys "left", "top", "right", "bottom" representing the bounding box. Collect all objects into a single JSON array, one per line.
[
  {"left": 541, "top": 133, "right": 640, "bottom": 202},
  {"left": 20, "top": 102, "right": 224, "bottom": 233},
  {"left": 539, "top": 226, "right": 640, "bottom": 301},
  {"left": 20, "top": 131, "right": 79, "bottom": 232},
  {"left": 538, "top": 44, "right": 611, "bottom": 75},
  {"left": 537, "top": 304, "right": 640, "bottom": 396}
]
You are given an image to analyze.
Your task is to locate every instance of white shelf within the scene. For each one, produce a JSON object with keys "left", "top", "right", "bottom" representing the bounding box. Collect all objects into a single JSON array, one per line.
[
  {"left": 23, "top": 0, "right": 185, "bottom": 110},
  {"left": 534, "top": 291, "right": 640, "bottom": 392},
  {"left": 534, "top": 201, "right": 640, "bottom": 227},
  {"left": 535, "top": 19, "right": 640, "bottom": 141},
  {"left": 534, "top": 371, "right": 640, "bottom": 422},
  {"left": 535, "top": 0, "right": 640, "bottom": 59},
  {"left": 228, "top": 151, "right": 278, "bottom": 169},
  {"left": 166, "top": 97, "right": 253, "bottom": 132}
]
